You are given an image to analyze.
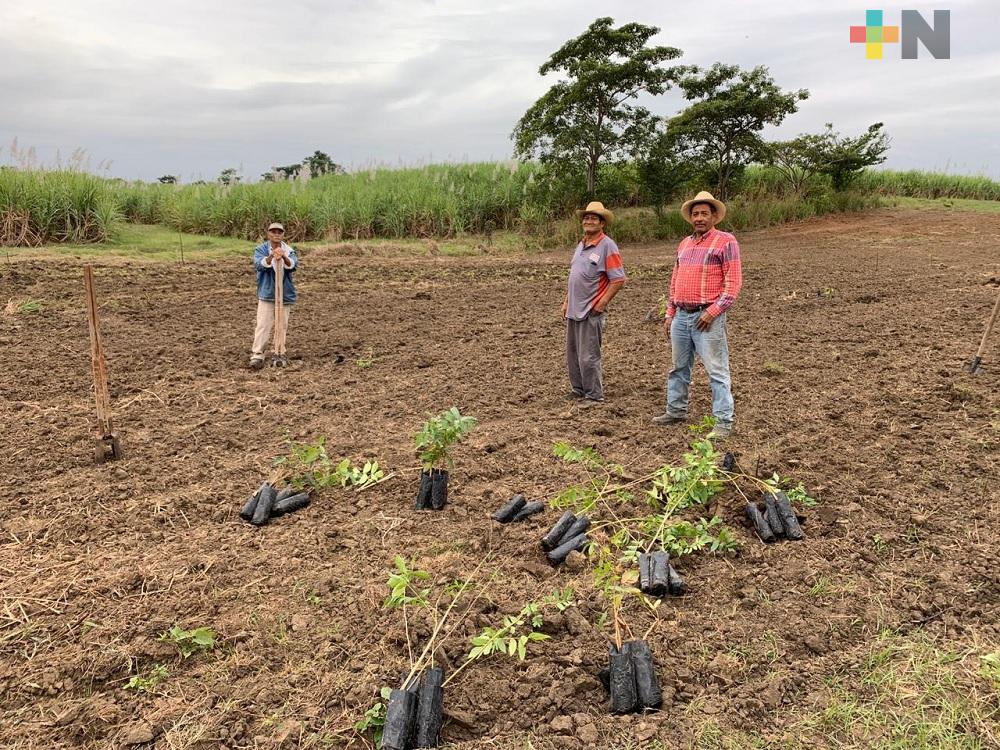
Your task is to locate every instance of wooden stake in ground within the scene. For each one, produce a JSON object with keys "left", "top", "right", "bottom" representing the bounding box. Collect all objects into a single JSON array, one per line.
[
  {"left": 83, "top": 265, "right": 122, "bottom": 463},
  {"left": 968, "top": 285, "right": 1000, "bottom": 374}
]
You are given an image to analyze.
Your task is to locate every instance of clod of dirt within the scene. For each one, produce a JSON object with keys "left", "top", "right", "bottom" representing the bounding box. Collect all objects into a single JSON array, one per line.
[
  {"left": 122, "top": 723, "right": 155, "bottom": 746},
  {"left": 563, "top": 550, "right": 587, "bottom": 573},
  {"left": 550, "top": 715, "right": 574, "bottom": 734}
]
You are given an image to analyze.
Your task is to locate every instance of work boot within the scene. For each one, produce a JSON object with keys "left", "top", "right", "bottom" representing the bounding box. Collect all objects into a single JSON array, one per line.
[
  {"left": 651, "top": 412, "right": 686, "bottom": 425},
  {"left": 707, "top": 424, "right": 734, "bottom": 440},
  {"left": 271, "top": 353, "right": 289, "bottom": 368},
  {"left": 565, "top": 391, "right": 585, "bottom": 401},
  {"left": 577, "top": 398, "right": 603, "bottom": 409},
  {"left": 249, "top": 358, "right": 265, "bottom": 371}
]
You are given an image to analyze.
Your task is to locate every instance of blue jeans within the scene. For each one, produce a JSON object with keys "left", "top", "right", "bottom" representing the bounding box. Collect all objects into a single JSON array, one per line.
[{"left": 666, "top": 310, "right": 734, "bottom": 427}]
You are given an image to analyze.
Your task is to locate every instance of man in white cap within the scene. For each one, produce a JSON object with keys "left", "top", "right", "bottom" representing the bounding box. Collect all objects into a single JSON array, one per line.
[
  {"left": 249, "top": 222, "right": 299, "bottom": 369},
  {"left": 561, "top": 201, "right": 627, "bottom": 407},
  {"left": 652, "top": 192, "right": 742, "bottom": 438}
]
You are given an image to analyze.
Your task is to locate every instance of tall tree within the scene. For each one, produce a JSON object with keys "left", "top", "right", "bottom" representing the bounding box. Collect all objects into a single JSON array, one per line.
[
  {"left": 766, "top": 122, "right": 890, "bottom": 194},
  {"left": 304, "top": 150, "right": 343, "bottom": 178},
  {"left": 157, "top": 174, "right": 178, "bottom": 184},
  {"left": 513, "top": 17, "right": 689, "bottom": 195},
  {"left": 273, "top": 163, "right": 304, "bottom": 181},
  {"left": 218, "top": 168, "right": 241, "bottom": 186},
  {"left": 668, "top": 64, "right": 808, "bottom": 199},
  {"left": 637, "top": 128, "right": 694, "bottom": 215},
  {"left": 813, "top": 123, "right": 890, "bottom": 191}
]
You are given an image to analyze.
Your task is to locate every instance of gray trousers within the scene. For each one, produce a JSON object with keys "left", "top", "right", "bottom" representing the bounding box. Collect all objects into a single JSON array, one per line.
[{"left": 566, "top": 312, "right": 606, "bottom": 400}]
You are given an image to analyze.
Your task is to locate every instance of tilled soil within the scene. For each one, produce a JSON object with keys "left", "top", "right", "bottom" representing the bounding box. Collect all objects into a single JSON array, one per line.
[{"left": 1, "top": 208, "right": 998, "bottom": 749}]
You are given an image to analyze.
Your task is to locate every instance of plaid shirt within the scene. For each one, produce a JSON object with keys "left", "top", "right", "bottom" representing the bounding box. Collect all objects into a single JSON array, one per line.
[{"left": 666, "top": 228, "right": 742, "bottom": 319}]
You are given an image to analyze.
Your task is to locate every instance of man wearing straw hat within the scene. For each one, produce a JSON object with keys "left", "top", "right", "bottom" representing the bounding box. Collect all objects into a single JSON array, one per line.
[
  {"left": 561, "top": 201, "right": 627, "bottom": 407},
  {"left": 651, "top": 191, "right": 742, "bottom": 438},
  {"left": 249, "top": 222, "right": 299, "bottom": 369}
]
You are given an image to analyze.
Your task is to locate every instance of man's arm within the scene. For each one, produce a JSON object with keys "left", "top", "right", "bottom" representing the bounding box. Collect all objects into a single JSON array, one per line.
[
  {"left": 593, "top": 279, "right": 625, "bottom": 312},
  {"left": 696, "top": 239, "right": 742, "bottom": 330},
  {"left": 254, "top": 244, "right": 269, "bottom": 270},
  {"left": 705, "top": 240, "right": 743, "bottom": 318},
  {"left": 665, "top": 253, "right": 679, "bottom": 320}
]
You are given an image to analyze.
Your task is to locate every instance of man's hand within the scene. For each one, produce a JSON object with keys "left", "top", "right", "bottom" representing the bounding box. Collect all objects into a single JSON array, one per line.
[
  {"left": 695, "top": 310, "right": 716, "bottom": 331},
  {"left": 593, "top": 299, "right": 607, "bottom": 314},
  {"left": 560, "top": 299, "right": 568, "bottom": 318},
  {"left": 663, "top": 316, "right": 672, "bottom": 337}
]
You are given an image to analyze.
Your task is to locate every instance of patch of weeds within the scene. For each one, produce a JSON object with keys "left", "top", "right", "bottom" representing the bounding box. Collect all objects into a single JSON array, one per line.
[
  {"left": 384, "top": 556, "right": 431, "bottom": 608},
  {"left": 125, "top": 663, "right": 168, "bottom": 693},
  {"left": 159, "top": 625, "right": 216, "bottom": 658},
  {"left": 356, "top": 348, "right": 376, "bottom": 369},
  {"left": 415, "top": 407, "right": 477, "bottom": 472},
  {"left": 274, "top": 436, "right": 387, "bottom": 491},
  {"left": 543, "top": 586, "right": 576, "bottom": 612},
  {"left": 761, "top": 360, "right": 785, "bottom": 376},
  {"left": 809, "top": 576, "right": 833, "bottom": 599},
  {"left": 18, "top": 298, "right": 43, "bottom": 313},
  {"left": 353, "top": 686, "right": 392, "bottom": 746},
  {"left": 766, "top": 473, "right": 818, "bottom": 507},
  {"left": 305, "top": 590, "right": 322, "bottom": 606},
  {"left": 466, "top": 602, "right": 550, "bottom": 661},
  {"left": 803, "top": 629, "right": 1000, "bottom": 749},
  {"left": 872, "top": 534, "right": 889, "bottom": 555},
  {"left": 948, "top": 383, "right": 977, "bottom": 403},
  {"left": 981, "top": 651, "right": 1000, "bottom": 692}
]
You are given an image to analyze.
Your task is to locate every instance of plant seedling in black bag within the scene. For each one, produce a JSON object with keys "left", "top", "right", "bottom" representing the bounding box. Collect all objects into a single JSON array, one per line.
[
  {"left": 240, "top": 483, "right": 267, "bottom": 521},
  {"left": 413, "top": 667, "right": 444, "bottom": 748},
  {"left": 608, "top": 642, "right": 638, "bottom": 713},
  {"left": 638, "top": 551, "right": 670, "bottom": 597},
  {"left": 250, "top": 483, "right": 277, "bottom": 526},
  {"left": 745, "top": 502, "right": 775, "bottom": 543},
  {"left": 271, "top": 491, "right": 311, "bottom": 516},
  {"left": 605, "top": 640, "right": 662, "bottom": 714},
  {"left": 491, "top": 494, "right": 526, "bottom": 523},
  {"left": 763, "top": 492, "right": 785, "bottom": 537},
  {"left": 546, "top": 533, "right": 589, "bottom": 565},
  {"left": 381, "top": 686, "right": 417, "bottom": 750},
  {"left": 541, "top": 510, "right": 576, "bottom": 551},
  {"left": 414, "top": 408, "right": 477, "bottom": 510},
  {"left": 511, "top": 501, "right": 544, "bottom": 522},
  {"left": 770, "top": 491, "right": 804, "bottom": 540}
]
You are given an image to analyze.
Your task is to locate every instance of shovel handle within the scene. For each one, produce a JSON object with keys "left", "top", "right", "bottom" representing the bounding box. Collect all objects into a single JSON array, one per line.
[
  {"left": 973, "top": 287, "right": 1000, "bottom": 360},
  {"left": 273, "top": 252, "right": 285, "bottom": 354}
]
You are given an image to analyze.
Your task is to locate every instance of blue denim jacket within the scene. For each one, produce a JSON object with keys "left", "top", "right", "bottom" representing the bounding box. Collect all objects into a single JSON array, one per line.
[{"left": 254, "top": 242, "right": 298, "bottom": 304}]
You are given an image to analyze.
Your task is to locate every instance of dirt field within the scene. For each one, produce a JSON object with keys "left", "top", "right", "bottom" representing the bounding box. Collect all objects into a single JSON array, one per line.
[{"left": 1, "top": 208, "right": 998, "bottom": 750}]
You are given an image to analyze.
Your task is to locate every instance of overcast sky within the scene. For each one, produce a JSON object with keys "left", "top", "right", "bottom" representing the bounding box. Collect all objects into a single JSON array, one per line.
[{"left": 3, "top": 0, "right": 998, "bottom": 181}]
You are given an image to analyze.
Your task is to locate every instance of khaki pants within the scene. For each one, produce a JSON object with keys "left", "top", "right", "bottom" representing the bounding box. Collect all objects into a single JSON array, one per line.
[{"left": 251, "top": 300, "right": 291, "bottom": 360}]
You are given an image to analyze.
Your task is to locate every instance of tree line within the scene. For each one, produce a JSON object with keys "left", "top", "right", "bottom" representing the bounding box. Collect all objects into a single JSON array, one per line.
[
  {"left": 513, "top": 17, "right": 890, "bottom": 207},
  {"left": 158, "top": 17, "right": 889, "bottom": 211}
]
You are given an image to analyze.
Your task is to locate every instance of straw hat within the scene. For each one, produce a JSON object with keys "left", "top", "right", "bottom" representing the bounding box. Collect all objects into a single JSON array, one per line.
[
  {"left": 680, "top": 191, "right": 726, "bottom": 223},
  {"left": 575, "top": 201, "right": 614, "bottom": 225}
]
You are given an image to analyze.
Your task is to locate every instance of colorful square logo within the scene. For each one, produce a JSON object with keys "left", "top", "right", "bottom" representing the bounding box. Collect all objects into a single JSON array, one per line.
[{"left": 850, "top": 9, "right": 899, "bottom": 59}]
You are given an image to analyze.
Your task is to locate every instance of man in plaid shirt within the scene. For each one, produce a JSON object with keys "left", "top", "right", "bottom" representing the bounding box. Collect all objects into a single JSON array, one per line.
[{"left": 652, "top": 191, "right": 742, "bottom": 438}]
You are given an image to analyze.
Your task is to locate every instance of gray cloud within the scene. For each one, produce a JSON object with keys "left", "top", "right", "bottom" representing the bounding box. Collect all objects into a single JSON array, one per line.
[{"left": 3, "top": 0, "right": 998, "bottom": 180}]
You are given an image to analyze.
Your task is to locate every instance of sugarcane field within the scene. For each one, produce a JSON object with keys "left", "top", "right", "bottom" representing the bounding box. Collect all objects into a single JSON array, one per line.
[{"left": 3, "top": 5, "right": 1000, "bottom": 750}]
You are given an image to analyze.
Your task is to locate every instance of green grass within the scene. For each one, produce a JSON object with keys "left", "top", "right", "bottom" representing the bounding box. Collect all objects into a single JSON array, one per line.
[
  {"left": 891, "top": 196, "right": 1000, "bottom": 214},
  {"left": 801, "top": 630, "right": 999, "bottom": 750},
  {"left": 3, "top": 224, "right": 249, "bottom": 260},
  {"left": 4, "top": 162, "right": 996, "bottom": 254},
  {"left": 856, "top": 169, "right": 1000, "bottom": 200}
]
